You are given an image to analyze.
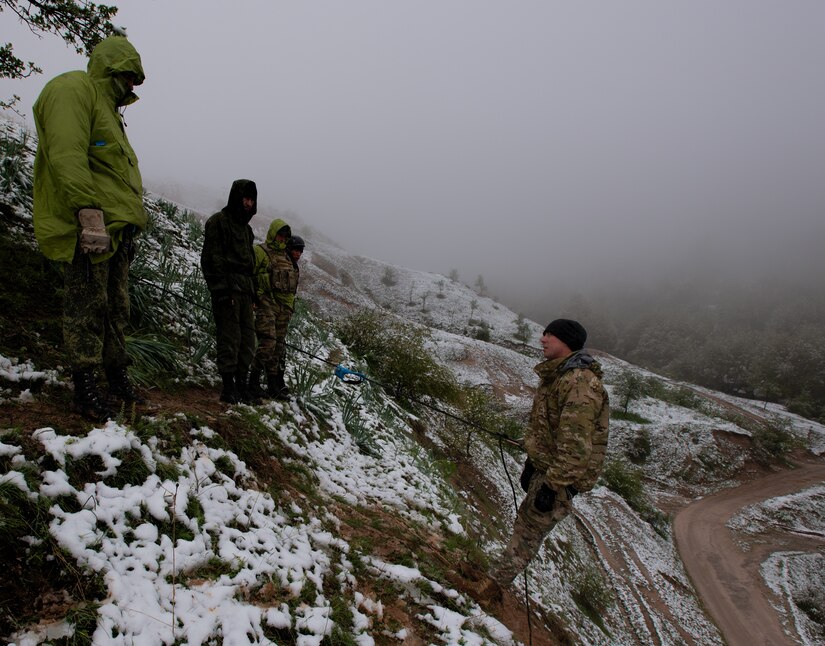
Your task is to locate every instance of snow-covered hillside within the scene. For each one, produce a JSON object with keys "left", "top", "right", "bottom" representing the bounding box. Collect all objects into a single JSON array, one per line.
[{"left": 2, "top": 114, "right": 825, "bottom": 645}]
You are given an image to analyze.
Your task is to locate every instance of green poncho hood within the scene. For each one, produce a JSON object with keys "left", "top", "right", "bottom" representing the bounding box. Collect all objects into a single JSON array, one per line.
[
  {"left": 265, "top": 218, "right": 291, "bottom": 251},
  {"left": 32, "top": 36, "right": 147, "bottom": 263},
  {"left": 87, "top": 36, "right": 146, "bottom": 107}
]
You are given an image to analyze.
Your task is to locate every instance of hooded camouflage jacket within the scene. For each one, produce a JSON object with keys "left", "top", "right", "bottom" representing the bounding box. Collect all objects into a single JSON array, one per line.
[
  {"left": 253, "top": 218, "right": 299, "bottom": 310},
  {"left": 523, "top": 351, "right": 610, "bottom": 492},
  {"left": 32, "top": 36, "right": 146, "bottom": 264},
  {"left": 200, "top": 179, "right": 257, "bottom": 296}
]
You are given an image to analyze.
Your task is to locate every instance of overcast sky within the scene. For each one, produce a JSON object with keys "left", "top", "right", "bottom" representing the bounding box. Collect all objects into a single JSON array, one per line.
[{"left": 3, "top": 1, "right": 824, "bottom": 305}]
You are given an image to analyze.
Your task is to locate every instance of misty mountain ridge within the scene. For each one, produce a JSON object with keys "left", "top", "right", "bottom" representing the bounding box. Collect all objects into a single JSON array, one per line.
[
  {"left": 144, "top": 165, "right": 825, "bottom": 428},
  {"left": 2, "top": 115, "right": 825, "bottom": 644}
]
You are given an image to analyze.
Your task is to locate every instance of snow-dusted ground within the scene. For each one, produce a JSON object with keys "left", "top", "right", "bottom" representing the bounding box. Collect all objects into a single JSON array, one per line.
[
  {"left": 761, "top": 552, "right": 825, "bottom": 646},
  {"left": 0, "top": 355, "right": 62, "bottom": 403},
  {"left": 691, "top": 385, "right": 825, "bottom": 456},
  {"left": 3, "top": 115, "right": 825, "bottom": 644},
  {"left": 3, "top": 384, "right": 515, "bottom": 645}
]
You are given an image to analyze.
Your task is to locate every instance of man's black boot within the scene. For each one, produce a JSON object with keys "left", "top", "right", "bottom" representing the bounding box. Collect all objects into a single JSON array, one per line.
[
  {"left": 106, "top": 366, "right": 146, "bottom": 405},
  {"left": 235, "top": 367, "right": 259, "bottom": 404},
  {"left": 72, "top": 369, "right": 114, "bottom": 422},
  {"left": 219, "top": 373, "right": 239, "bottom": 404},
  {"left": 247, "top": 367, "right": 266, "bottom": 401},
  {"left": 267, "top": 371, "right": 289, "bottom": 400},
  {"left": 277, "top": 369, "right": 291, "bottom": 398}
]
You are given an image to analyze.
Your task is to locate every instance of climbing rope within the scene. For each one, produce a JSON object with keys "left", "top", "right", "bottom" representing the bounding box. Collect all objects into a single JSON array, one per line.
[{"left": 135, "top": 276, "right": 534, "bottom": 638}]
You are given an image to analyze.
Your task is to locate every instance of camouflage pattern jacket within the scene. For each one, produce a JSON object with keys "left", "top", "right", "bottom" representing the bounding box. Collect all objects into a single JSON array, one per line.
[
  {"left": 523, "top": 351, "right": 610, "bottom": 493},
  {"left": 253, "top": 218, "right": 299, "bottom": 310}
]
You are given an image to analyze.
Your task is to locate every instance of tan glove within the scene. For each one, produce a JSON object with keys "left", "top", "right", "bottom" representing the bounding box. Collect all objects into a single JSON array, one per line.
[{"left": 76, "top": 208, "right": 112, "bottom": 254}]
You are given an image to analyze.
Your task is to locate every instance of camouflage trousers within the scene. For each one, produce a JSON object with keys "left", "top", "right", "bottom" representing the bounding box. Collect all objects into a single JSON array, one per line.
[
  {"left": 251, "top": 297, "right": 293, "bottom": 375},
  {"left": 491, "top": 471, "right": 574, "bottom": 586},
  {"left": 62, "top": 238, "right": 132, "bottom": 371},
  {"left": 210, "top": 291, "right": 255, "bottom": 374}
]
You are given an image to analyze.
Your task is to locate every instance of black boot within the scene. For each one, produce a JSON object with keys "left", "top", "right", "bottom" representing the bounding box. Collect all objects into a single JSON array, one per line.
[
  {"left": 267, "top": 371, "right": 289, "bottom": 400},
  {"left": 235, "top": 367, "right": 259, "bottom": 404},
  {"left": 106, "top": 366, "right": 146, "bottom": 405},
  {"left": 219, "top": 373, "right": 239, "bottom": 404},
  {"left": 247, "top": 366, "right": 266, "bottom": 400},
  {"left": 72, "top": 369, "right": 114, "bottom": 422},
  {"left": 276, "top": 369, "right": 291, "bottom": 398}
]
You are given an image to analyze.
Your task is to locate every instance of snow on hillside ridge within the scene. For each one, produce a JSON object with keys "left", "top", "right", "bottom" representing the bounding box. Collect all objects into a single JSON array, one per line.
[{"left": 297, "top": 235, "right": 546, "bottom": 348}]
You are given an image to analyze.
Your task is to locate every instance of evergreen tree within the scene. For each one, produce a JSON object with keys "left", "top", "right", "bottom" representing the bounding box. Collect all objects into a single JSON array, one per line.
[
  {"left": 380, "top": 266, "right": 397, "bottom": 286},
  {"left": 2, "top": 0, "right": 118, "bottom": 109},
  {"left": 514, "top": 313, "right": 531, "bottom": 344}
]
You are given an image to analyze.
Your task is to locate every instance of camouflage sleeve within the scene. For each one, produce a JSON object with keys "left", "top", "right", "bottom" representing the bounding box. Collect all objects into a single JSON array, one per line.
[
  {"left": 252, "top": 244, "right": 269, "bottom": 298},
  {"left": 544, "top": 369, "right": 606, "bottom": 489}
]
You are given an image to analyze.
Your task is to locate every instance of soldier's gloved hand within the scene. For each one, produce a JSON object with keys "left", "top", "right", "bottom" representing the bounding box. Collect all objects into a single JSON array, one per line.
[
  {"left": 534, "top": 483, "right": 556, "bottom": 513},
  {"left": 519, "top": 458, "right": 535, "bottom": 492},
  {"left": 77, "top": 208, "right": 112, "bottom": 254}
]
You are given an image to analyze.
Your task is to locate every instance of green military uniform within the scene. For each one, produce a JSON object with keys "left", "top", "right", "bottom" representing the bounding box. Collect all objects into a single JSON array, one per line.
[
  {"left": 492, "top": 351, "right": 610, "bottom": 585},
  {"left": 200, "top": 180, "right": 257, "bottom": 398},
  {"left": 250, "top": 218, "right": 300, "bottom": 394}
]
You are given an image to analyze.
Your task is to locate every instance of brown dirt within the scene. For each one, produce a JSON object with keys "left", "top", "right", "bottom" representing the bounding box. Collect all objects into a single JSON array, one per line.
[{"left": 674, "top": 456, "right": 825, "bottom": 646}]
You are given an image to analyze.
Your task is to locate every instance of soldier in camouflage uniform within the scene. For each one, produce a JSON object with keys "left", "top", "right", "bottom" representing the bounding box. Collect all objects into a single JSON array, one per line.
[
  {"left": 32, "top": 35, "right": 148, "bottom": 422},
  {"left": 488, "top": 319, "right": 610, "bottom": 591},
  {"left": 248, "top": 220, "right": 302, "bottom": 399},
  {"left": 200, "top": 179, "right": 258, "bottom": 404}
]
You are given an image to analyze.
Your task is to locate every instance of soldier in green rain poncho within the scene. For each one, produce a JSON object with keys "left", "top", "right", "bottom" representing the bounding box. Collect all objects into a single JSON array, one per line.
[{"left": 33, "top": 34, "right": 148, "bottom": 422}]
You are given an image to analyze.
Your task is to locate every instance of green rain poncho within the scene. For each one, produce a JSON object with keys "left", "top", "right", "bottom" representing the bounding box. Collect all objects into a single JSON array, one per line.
[{"left": 32, "top": 36, "right": 147, "bottom": 263}]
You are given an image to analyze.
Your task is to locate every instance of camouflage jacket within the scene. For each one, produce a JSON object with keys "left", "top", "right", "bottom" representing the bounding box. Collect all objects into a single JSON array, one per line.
[
  {"left": 253, "top": 218, "right": 299, "bottom": 310},
  {"left": 523, "top": 351, "right": 610, "bottom": 492}
]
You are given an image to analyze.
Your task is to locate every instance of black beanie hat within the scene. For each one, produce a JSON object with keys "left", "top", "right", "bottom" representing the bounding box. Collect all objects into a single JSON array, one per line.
[{"left": 543, "top": 319, "right": 587, "bottom": 351}]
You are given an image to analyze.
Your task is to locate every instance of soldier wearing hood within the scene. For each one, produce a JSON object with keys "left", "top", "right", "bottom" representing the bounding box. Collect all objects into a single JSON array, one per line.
[
  {"left": 200, "top": 179, "right": 258, "bottom": 404},
  {"left": 247, "top": 218, "right": 302, "bottom": 399},
  {"left": 32, "top": 34, "right": 147, "bottom": 422}
]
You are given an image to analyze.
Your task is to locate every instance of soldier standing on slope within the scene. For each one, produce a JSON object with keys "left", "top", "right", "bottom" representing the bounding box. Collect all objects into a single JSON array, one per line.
[
  {"left": 32, "top": 33, "right": 148, "bottom": 422},
  {"left": 481, "top": 319, "right": 610, "bottom": 600},
  {"left": 200, "top": 179, "right": 258, "bottom": 404},
  {"left": 247, "top": 220, "right": 302, "bottom": 400}
]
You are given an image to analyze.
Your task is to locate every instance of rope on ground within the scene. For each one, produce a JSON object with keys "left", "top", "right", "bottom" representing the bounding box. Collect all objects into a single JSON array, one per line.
[
  {"left": 134, "top": 276, "right": 523, "bottom": 449},
  {"left": 135, "top": 276, "right": 533, "bottom": 636}
]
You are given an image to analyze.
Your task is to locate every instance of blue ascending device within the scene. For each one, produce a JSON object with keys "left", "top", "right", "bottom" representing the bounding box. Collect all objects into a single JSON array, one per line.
[{"left": 334, "top": 364, "right": 367, "bottom": 384}]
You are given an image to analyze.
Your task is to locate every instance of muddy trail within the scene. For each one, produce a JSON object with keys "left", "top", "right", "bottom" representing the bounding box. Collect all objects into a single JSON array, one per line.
[{"left": 674, "top": 458, "right": 825, "bottom": 646}]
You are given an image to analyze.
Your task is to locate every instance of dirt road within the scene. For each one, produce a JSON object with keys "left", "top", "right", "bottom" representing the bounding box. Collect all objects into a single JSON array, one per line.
[{"left": 674, "top": 459, "right": 825, "bottom": 646}]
